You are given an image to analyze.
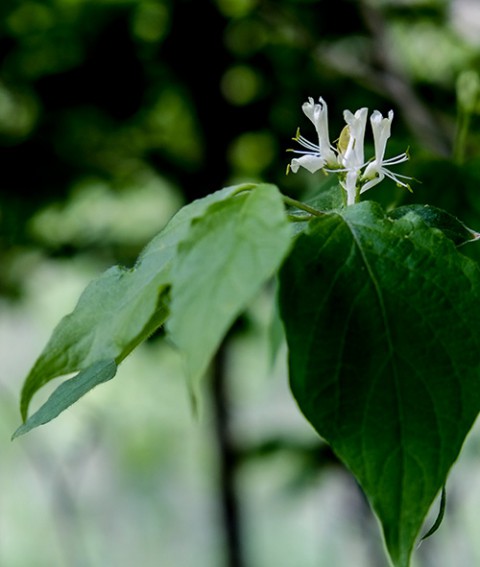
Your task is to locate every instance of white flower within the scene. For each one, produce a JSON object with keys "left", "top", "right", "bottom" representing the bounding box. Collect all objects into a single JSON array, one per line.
[
  {"left": 288, "top": 97, "right": 338, "bottom": 174},
  {"left": 288, "top": 97, "right": 411, "bottom": 205},
  {"left": 361, "top": 110, "right": 411, "bottom": 193},
  {"left": 338, "top": 108, "right": 368, "bottom": 205}
]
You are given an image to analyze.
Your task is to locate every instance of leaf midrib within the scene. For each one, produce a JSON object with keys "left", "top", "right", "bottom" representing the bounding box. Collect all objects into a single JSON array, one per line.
[{"left": 342, "top": 215, "right": 407, "bottom": 554}]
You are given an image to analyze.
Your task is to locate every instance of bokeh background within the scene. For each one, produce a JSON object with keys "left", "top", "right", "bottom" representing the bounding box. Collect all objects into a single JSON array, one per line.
[{"left": 2, "top": 0, "right": 480, "bottom": 565}]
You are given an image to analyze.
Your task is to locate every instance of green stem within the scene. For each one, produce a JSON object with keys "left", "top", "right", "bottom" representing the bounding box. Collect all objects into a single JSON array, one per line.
[
  {"left": 287, "top": 214, "right": 311, "bottom": 222},
  {"left": 282, "top": 195, "right": 324, "bottom": 217}
]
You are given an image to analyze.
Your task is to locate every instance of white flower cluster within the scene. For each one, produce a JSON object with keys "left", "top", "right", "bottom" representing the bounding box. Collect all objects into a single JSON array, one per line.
[{"left": 288, "top": 97, "right": 411, "bottom": 205}]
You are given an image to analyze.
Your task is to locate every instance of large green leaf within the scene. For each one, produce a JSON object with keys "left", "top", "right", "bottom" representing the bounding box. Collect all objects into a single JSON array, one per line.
[
  {"left": 167, "top": 183, "right": 291, "bottom": 391},
  {"left": 19, "top": 183, "right": 254, "bottom": 424},
  {"left": 279, "top": 201, "right": 480, "bottom": 567}
]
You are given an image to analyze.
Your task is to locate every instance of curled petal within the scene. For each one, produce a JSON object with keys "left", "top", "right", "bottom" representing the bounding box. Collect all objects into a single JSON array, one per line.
[
  {"left": 360, "top": 169, "right": 385, "bottom": 193},
  {"left": 302, "top": 96, "right": 327, "bottom": 126},
  {"left": 301, "top": 97, "right": 336, "bottom": 164},
  {"left": 290, "top": 154, "right": 326, "bottom": 174}
]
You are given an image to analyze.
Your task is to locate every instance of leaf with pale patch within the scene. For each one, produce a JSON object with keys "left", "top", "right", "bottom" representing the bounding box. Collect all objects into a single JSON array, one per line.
[{"left": 168, "top": 184, "right": 291, "bottom": 392}]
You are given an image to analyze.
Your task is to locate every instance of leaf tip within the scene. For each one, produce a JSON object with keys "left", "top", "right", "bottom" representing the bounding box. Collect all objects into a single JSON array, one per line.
[
  {"left": 419, "top": 486, "right": 447, "bottom": 545},
  {"left": 11, "top": 424, "right": 27, "bottom": 441}
]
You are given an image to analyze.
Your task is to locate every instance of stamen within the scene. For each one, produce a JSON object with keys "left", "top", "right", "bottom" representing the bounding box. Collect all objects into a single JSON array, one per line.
[
  {"left": 297, "top": 135, "right": 321, "bottom": 152},
  {"left": 291, "top": 127, "right": 301, "bottom": 141},
  {"left": 380, "top": 169, "right": 412, "bottom": 187},
  {"left": 382, "top": 153, "right": 409, "bottom": 166},
  {"left": 288, "top": 149, "right": 320, "bottom": 155}
]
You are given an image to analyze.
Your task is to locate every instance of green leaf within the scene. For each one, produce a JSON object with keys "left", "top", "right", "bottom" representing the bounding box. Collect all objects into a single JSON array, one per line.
[
  {"left": 13, "top": 359, "right": 117, "bottom": 439},
  {"left": 168, "top": 183, "right": 291, "bottom": 392},
  {"left": 304, "top": 178, "right": 344, "bottom": 211},
  {"left": 19, "top": 183, "right": 253, "bottom": 423},
  {"left": 267, "top": 295, "right": 286, "bottom": 368},
  {"left": 19, "top": 265, "right": 169, "bottom": 423},
  {"left": 389, "top": 204, "right": 480, "bottom": 246},
  {"left": 279, "top": 201, "right": 480, "bottom": 567}
]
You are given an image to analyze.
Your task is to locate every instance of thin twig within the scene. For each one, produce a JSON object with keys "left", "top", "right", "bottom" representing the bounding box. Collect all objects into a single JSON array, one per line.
[{"left": 211, "top": 341, "right": 245, "bottom": 567}]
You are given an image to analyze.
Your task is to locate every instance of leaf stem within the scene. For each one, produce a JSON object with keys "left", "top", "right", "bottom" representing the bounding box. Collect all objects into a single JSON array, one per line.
[
  {"left": 287, "top": 214, "right": 310, "bottom": 223},
  {"left": 282, "top": 195, "right": 325, "bottom": 217}
]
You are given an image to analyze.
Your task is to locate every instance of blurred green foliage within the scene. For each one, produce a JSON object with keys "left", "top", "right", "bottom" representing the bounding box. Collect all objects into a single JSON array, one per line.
[{"left": 1, "top": 0, "right": 479, "bottom": 267}]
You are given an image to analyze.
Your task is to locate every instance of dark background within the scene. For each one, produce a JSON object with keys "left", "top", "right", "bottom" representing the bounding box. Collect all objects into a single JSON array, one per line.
[{"left": 3, "top": 0, "right": 480, "bottom": 263}]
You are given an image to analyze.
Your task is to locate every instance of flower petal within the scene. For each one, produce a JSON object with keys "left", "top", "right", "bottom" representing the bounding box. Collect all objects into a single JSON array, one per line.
[
  {"left": 342, "top": 107, "right": 368, "bottom": 168},
  {"left": 370, "top": 109, "right": 393, "bottom": 165},
  {"left": 290, "top": 154, "right": 326, "bottom": 174}
]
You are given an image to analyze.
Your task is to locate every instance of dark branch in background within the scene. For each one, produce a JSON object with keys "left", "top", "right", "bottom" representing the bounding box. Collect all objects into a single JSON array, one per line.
[
  {"left": 211, "top": 341, "right": 245, "bottom": 567},
  {"left": 357, "top": 0, "right": 451, "bottom": 157}
]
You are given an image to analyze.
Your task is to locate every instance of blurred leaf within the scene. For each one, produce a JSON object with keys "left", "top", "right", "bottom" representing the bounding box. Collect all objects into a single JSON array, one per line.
[
  {"left": 267, "top": 295, "right": 286, "bottom": 368},
  {"left": 19, "top": 263, "right": 169, "bottom": 422},
  {"left": 30, "top": 172, "right": 182, "bottom": 248},
  {"left": 168, "top": 183, "right": 291, "bottom": 393},
  {"left": 13, "top": 359, "right": 117, "bottom": 439},
  {"left": 279, "top": 201, "right": 480, "bottom": 567},
  {"left": 221, "top": 65, "right": 264, "bottom": 106},
  {"left": 228, "top": 131, "right": 276, "bottom": 174},
  {"left": 19, "top": 183, "right": 253, "bottom": 422}
]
